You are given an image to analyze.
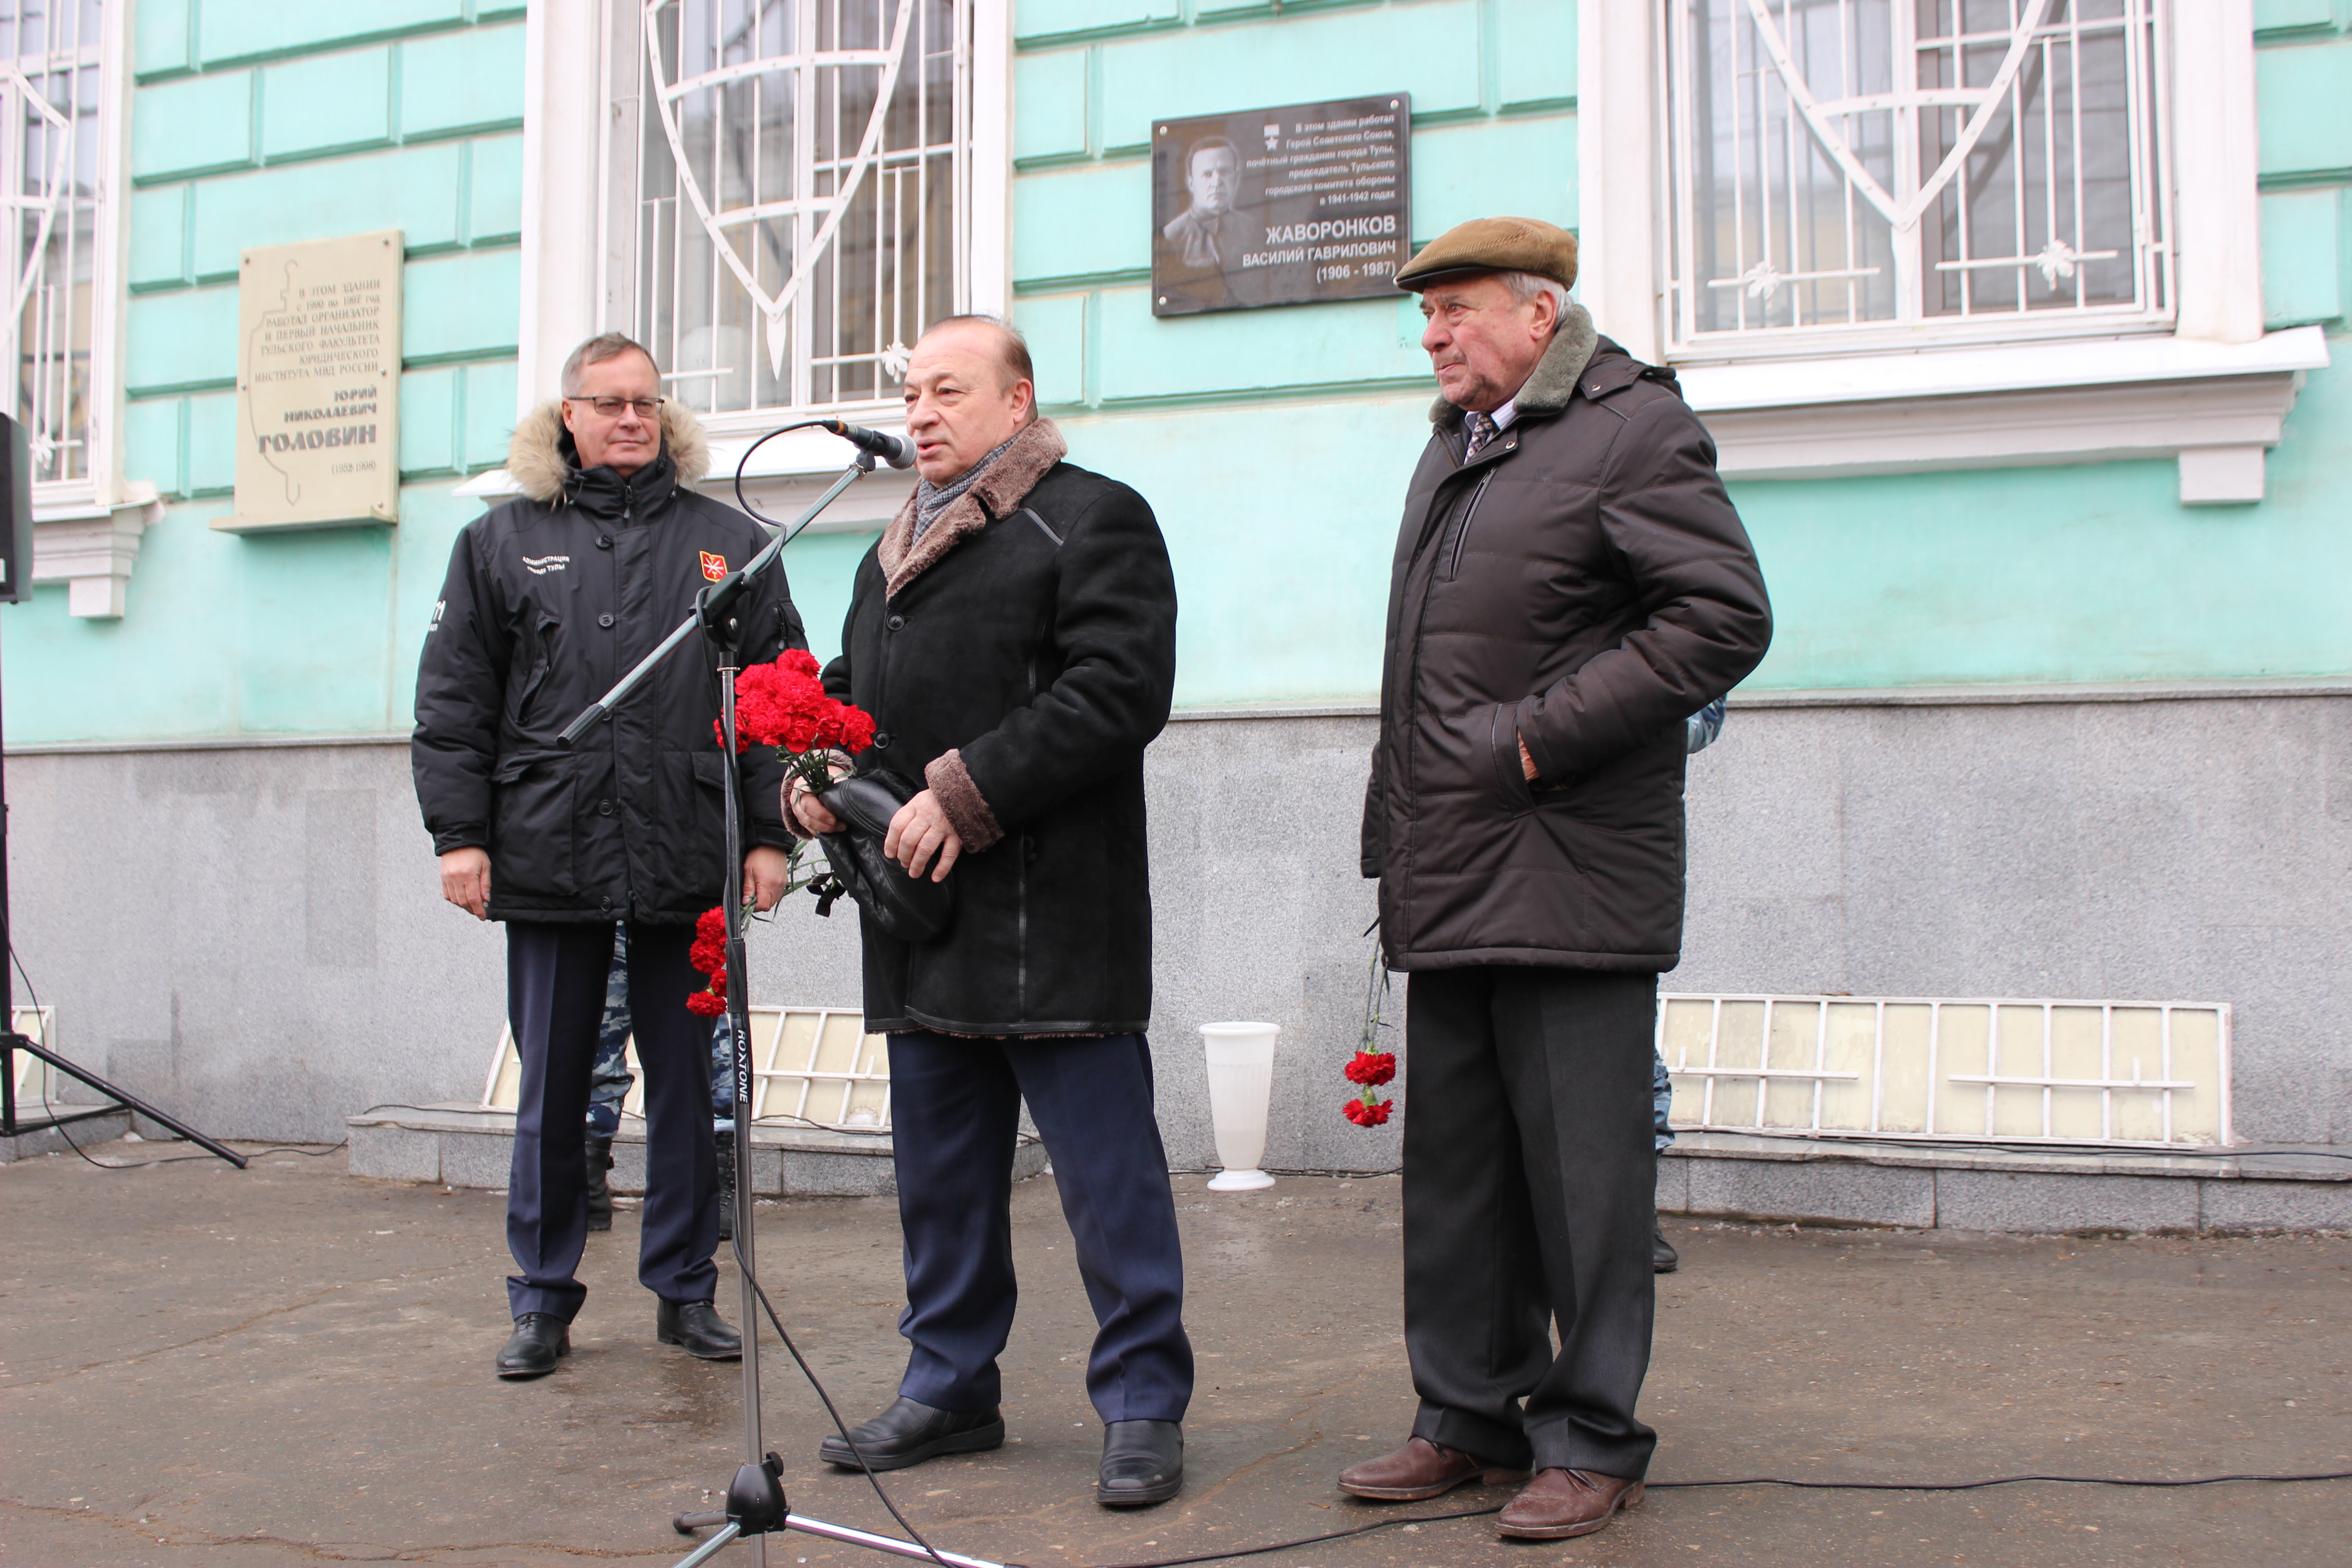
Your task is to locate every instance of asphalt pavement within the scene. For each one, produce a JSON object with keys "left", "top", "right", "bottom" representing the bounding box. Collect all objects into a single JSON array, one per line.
[{"left": 3, "top": 1137, "right": 2346, "bottom": 1566}]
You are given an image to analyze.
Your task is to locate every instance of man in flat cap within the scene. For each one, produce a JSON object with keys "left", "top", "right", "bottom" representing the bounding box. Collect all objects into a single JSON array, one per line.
[{"left": 1343, "top": 217, "right": 1771, "bottom": 1539}]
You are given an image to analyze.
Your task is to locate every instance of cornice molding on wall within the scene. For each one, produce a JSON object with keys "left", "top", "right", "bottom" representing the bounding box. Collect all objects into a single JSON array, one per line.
[
  {"left": 1682, "top": 328, "right": 2331, "bottom": 502},
  {"left": 29, "top": 482, "right": 162, "bottom": 618},
  {"left": 11, "top": 678, "right": 2344, "bottom": 755}
]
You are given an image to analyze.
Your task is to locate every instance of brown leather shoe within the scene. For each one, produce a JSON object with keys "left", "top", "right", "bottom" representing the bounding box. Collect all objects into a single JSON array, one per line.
[
  {"left": 1338, "top": 1436, "right": 1529, "bottom": 1501},
  {"left": 1495, "top": 1468, "right": 1646, "bottom": 1539}
]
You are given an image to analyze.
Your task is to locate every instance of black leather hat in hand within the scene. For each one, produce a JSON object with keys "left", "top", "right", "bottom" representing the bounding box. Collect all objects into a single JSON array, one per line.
[{"left": 815, "top": 769, "right": 956, "bottom": 943}]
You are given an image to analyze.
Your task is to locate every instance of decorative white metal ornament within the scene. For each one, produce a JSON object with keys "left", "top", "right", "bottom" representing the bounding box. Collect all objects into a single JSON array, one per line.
[
  {"left": 0, "top": 66, "right": 72, "bottom": 333},
  {"left": 642, "top": 0, "right": 919, "bottom": 380},
  {"left": 1740, "top": 0, "right": 2053, "bottom": 235}
]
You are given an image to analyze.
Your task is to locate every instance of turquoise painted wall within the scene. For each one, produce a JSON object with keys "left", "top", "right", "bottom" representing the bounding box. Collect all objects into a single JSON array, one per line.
[
  {"left": 5, "top": 0, "right": 2348, "bottom": 743},
  {"left": 4, "top": 0, "right": 525, "bottom": 743}
]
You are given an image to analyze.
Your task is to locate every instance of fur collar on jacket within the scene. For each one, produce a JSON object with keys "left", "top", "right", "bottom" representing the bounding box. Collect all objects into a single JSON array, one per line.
[
  {"left": 1427, "top": 300, "right": 1601, "bottom": 429},
  {"left": 506, "top": 398, "right": 712, "bottom": 503},
  {"left": 877, "top": 416, "right": 1068, "bottom": 599}
]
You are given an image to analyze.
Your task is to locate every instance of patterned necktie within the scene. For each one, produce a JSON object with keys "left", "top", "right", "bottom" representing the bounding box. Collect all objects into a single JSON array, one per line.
[{"left": 1463, "top": 410, "right": 1499, "bottom": 459}]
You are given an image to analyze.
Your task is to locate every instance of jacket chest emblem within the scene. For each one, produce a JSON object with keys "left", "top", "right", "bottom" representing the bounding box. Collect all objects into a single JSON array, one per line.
[
  {"left": 699, "top": 550, "right": 727, "bottom": 582},
  {"left": 521, "top": 554, "right": 569, "bottom": 575}
]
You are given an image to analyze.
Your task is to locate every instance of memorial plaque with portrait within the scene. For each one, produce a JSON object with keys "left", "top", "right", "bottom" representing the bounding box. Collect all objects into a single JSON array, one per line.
[{"left": 1151, "top": 94, "right": 1411, "bottom": 318}]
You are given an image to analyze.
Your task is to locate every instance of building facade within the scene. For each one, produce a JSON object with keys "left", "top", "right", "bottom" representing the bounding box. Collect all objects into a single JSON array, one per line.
[{"left": 5, "top": 1, "right": 2348, "bottom": 1178}]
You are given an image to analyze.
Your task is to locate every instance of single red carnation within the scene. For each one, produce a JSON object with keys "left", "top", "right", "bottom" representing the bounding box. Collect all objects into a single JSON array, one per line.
[
  {"left": 1344, "top": 1051, "right": 1397, "bottom": 1088},
  {"left": 780, "top": 648, "right": 821, "bottom": 678},
  {"left": 686, "top": 988, "right": 727, "bottom": 1018},
  {"left": 1343, "top": 1096, "right": 1393, "bottom": 1127},
  {"left": 695, "top": 907, "right": 728, "bottom": 945},
  {"left": 834, "top": 704, "right": 876, "bottom": 753}
]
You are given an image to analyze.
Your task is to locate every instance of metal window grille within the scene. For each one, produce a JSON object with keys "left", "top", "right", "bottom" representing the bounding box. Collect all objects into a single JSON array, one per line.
[
  {"left": 1663, "top": 0, "right": 2171, "bottom": 352},
  {"left": 625, "top": 0, "right": 969, "bottom": 419},
  {"left": 1658, "top": 992, "right": 2231, "bottom": 1149},
  {"left": 2, "top": 0, "right": 103, "bottom": 484}
]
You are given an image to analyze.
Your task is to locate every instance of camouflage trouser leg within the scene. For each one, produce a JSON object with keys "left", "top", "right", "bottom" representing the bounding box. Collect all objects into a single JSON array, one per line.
[
  {"left": 587, "top": 923, "right": 635, "bottom": 1137},
  {"left": 1652, "top": 1049, "right": 1676, "bottom": 1154},
  {"left": 710, "top": 1016, "right": 735, "bottom": 1122}
]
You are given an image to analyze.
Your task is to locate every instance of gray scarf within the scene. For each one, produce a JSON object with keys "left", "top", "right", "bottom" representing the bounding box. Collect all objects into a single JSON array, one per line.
[{"left": 913, "top": 432, "right": 1020, "bottom": 540}]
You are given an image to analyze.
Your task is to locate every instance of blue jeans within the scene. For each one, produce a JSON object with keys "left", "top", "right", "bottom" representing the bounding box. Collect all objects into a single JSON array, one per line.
[{"left": 587, "top": 923, "right": 734, "bottom": 1136}]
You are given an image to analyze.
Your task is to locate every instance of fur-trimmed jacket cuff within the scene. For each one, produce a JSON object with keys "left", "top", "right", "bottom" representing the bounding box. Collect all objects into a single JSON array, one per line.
[{"left": 925, "top": 749, "right": 1004, "bottom": 853}]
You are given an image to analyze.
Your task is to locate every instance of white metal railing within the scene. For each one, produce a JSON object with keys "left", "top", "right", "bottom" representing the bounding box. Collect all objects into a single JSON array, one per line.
[
  {"left": 481, "top": 1005, "right": 892, "bottom": 1133},
  {"left": 3, "top": 0, "right": 106, "bottom": 485},
  {"left": 1658, "top": 991, "right": 2230, "bottom": 1149},
  {"left": 1662, "top": 0, "right": 2171, "bottom": 351},
  {"left": 626, "top": 0, "right": 968, "bottom": 417}
]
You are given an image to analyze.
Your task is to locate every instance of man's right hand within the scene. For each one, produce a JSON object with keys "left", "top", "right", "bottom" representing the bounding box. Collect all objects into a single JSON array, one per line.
[
  {"left": 439, "top": 847, "right": 492, "bottom": 920},
  {"left": 788, "top": 776, "right": 844, "bottom": 836}
]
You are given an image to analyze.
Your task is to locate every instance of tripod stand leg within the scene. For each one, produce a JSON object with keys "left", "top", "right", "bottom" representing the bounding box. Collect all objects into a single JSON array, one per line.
[
  {"left": 5, "top": 1033, "right": 247, "bottom": 1167},
  {"left": 670, "top": 1520, "right": 742, "bottom": 1568}
]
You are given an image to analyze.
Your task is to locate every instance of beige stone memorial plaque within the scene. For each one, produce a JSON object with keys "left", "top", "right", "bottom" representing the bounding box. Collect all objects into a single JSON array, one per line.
[{"left": 217, "top": 229, "right": 402, "bottom": 533}]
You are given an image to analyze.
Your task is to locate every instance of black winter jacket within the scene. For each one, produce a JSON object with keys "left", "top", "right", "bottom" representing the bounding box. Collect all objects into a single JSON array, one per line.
[
  {"left": 822, "top": 417, "right": 1178, "bottom": 1035},
  {"left": 1362, "top": 307, "right": 1772, "bottom": 972},
  {"left": 412, "top": 401, "right": 805, "bottom": 924}
]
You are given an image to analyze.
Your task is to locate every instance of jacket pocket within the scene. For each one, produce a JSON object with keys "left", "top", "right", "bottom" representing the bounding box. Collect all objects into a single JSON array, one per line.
[
  {"left": 490, "top": 751, "right": 580, "bottom": 898},
  {"left": 510, "top": 613, "right": 562, "bottom": 728},
  {"left": 1489, "top": 704, "right": 1536, "bottom": 816}
]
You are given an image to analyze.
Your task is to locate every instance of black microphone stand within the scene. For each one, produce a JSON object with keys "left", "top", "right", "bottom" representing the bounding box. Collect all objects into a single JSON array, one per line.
[{"left": 558, "top": 431, "right": 902, "bottom": 1568}]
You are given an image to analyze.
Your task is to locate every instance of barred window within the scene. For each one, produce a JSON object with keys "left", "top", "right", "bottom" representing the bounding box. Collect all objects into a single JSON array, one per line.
[
  {"left": 624, "top": 0, "right": 969, "bottom": 419},
  {"left": 4, "top": 0, "right": 104, "bottom": 485},
  {"left": 1663, "top": 0, "right": 2170, "bottom": 352}
]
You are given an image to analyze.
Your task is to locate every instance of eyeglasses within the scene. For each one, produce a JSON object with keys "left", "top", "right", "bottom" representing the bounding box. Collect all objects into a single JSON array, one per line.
[{"left": 564, "top": 396, "right": 664, "bottom": 418}]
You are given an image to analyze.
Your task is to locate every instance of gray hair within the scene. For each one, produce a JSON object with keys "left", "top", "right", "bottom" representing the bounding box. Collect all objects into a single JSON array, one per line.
[
  {"left": 560, "top": 331, "right": 657, "bottom": 396},
  {"left": 923, "top": 313, "right": 1037, "bottom": 406},
  {"left": 1499, "top": 270, "right": 1571, "bottom": 325}
]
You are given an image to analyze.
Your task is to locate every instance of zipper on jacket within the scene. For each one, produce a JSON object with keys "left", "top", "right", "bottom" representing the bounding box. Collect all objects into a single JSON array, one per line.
[{"left": 1446, "top": 470, "right": 1496, "bottom": 579}]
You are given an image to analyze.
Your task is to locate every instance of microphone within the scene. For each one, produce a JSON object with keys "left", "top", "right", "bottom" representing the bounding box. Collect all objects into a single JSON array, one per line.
[{"left": 815, "top": 418, "right": 916, "bottom": 469}]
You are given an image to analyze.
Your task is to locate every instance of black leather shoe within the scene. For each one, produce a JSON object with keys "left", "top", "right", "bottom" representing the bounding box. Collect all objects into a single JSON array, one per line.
[
  {"left": 1097, "top": 1419, "right": 1183, "bottom": 1506},
  {"left": 584, "top": 1134, "right": 615, "bottom": 1233},
  {"left": 1653, "top": 1225, "right": 1680, "bottom": 1274},
  {"left": 496, "top": 1313, "right": 569, "bottom": 1379},
  {"left": 656, "top": 1298, "right": 742, "bottom": 1360},
  {"left": 818, "top": 1396, "right": 1005, "bottom": 1472}
]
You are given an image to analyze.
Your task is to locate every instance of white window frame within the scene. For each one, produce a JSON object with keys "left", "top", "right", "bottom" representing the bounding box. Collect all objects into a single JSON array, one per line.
[
  {"left": 512, "top": 0, "right": 1008, "bottom": 506},
  {"left": 1578, "top": 0, "right": 2329, "bottom": 505},
  {"left": 20, "top": 0, "right": 159, "bottom": 619}
]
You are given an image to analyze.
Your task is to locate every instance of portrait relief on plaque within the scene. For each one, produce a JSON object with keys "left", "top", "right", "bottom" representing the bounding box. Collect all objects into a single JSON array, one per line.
[
  {"left": 220, "top": 229, "right": 404, "bottom": 533},
  {"left": 1151, "top": 94, "right": 1412, "bottom": 318}
]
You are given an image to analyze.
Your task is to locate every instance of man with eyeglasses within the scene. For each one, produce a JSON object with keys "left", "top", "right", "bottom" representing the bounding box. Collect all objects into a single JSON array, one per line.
[{"left": 413, "top": 332, "right": 807, "bottom": 1380}]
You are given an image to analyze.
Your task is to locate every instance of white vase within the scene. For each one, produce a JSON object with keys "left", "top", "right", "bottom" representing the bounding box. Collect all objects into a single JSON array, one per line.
[{"left": 1200, "top": 1022, "right": 1280, "bottom": 1191}]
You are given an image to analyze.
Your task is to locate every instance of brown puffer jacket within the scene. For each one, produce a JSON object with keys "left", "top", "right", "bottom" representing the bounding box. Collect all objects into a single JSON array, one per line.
[{"left": 1361, "top": 306, "right": 1772, "bottom": 972}]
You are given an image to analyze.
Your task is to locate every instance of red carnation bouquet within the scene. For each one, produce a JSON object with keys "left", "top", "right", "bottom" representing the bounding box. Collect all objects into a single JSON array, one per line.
[
  {"left": 1344, "top": 945, "right": 1397, "bottom": 1127},
  {"left": 687, "top": 651, "right": 879, "bottom": 1019},
  {"left": 686, "top": 906, "right": 730, "bottom": 1018},
  {"left": 719, "top": 648, "right": 878, "bottom": 794}
]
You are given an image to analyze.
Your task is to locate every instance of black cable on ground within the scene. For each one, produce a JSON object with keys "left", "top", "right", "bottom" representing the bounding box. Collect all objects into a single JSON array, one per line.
[
  {"left": 1648, "top": 1469, "right": 2352, "bottom": 1494},
  {"left": 742, "top": 1269, "right": 960, "bottom": 1568}
]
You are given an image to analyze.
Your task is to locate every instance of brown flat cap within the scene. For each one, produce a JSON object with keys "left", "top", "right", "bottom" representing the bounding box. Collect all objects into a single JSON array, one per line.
[{"left": 1395, "top": 216, "right": 1578, "bottom": 292}]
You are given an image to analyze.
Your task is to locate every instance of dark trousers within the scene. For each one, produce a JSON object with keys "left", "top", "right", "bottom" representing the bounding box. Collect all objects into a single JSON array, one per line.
[
  {"left": 887, "top": 1030, "right": 1194, "bottom": 1423},
  {"left": 505, "top": 921, "right": 720, "bottom": 1320},
  {"left": 1401, "top": 966, "right": 1660, "bottom": 1480}
]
